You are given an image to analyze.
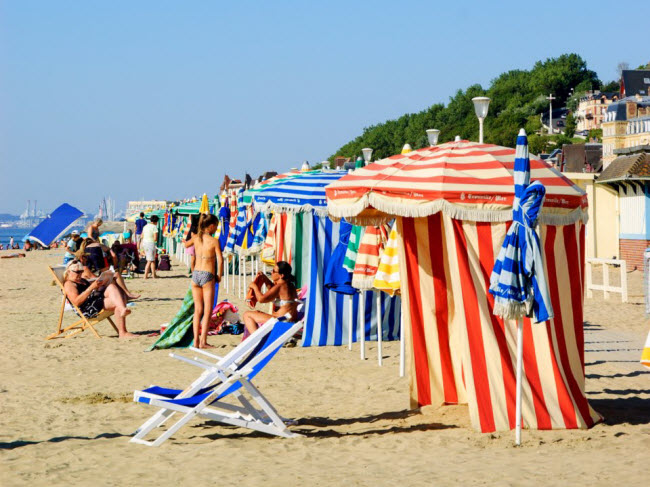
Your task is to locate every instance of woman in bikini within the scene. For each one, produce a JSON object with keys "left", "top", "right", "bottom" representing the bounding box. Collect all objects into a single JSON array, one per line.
[
  {"left": 184, "top": 214, "right": 223, "bottom": 349},
  {"left": 63, "top": 260, "right": 136, "bottom": 339},
  {"left": 243, "top": 261, "right": 299, "bottom": 336}
]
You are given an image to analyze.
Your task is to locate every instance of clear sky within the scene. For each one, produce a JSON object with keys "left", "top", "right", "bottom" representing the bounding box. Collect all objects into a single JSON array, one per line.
[{"left": 1, "top": 1, "right": 647, "bottom": 215}]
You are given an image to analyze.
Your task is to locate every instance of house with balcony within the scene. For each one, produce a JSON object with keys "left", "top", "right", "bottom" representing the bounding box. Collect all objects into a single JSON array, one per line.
[
  {"left": 601, "top": 95, "right": 650, "bottom": 167},
  {"left": 575, "top": 91, "right": 618, "bottom": 132}
]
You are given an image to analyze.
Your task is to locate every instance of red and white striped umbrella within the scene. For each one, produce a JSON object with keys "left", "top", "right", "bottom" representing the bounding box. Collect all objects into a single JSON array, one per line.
[{"left": 326, "top": 140, "right": 587, "bottom": 225}]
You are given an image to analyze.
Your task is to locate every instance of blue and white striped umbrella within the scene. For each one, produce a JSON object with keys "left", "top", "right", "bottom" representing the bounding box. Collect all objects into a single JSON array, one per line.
[
  {"left": 489, "top": 129, "right": 553, "bottom": 323},
  {"left": 489, "top": 128, "right": 554, "bottom": 446},
  {"left": 244, "top": 212, "right": 268, "bottom": 255},
  {"left": 223, "top": 188, "right": 245, "bottom": 256},
  {"left": 252, "top": 170, "right": 348, "bottom": 216}
]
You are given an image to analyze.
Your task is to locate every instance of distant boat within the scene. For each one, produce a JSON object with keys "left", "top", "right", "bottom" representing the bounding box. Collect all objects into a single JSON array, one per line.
[{"left": 0, "top": 223, "right": 11, "bottom": 228}]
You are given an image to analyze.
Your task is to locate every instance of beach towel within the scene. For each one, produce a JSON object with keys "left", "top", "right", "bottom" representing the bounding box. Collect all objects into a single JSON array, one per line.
[
  {"left": 148, "top": 284, "right": 223, "bottom": 350},
  {"left": 342, "top": 225, "right": 364, "bottom": 273},
  {"left": 148, "top": 286, "right": 195, "bottom": 350},
  {"left": 261, "top": 213, "right": 293, "bottom": 266},
  {"left": 373, "top": 220, "right": 401, "bottom": 295},
  {"left": 324, "top": 219, "right": 356, "bottom": 295},
  {"left": 351, "top": 224, "right": 390, "bottom": 290}
]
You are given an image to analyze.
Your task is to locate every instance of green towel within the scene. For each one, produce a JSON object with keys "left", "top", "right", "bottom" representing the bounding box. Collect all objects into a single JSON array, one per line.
[{"left": 148, "top": 286, "right": 195, "bottom": 350}]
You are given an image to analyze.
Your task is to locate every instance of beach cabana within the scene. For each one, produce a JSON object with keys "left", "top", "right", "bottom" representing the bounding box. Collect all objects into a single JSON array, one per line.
[
  {"left": 326, "top": 139, "right": 602, "bottom": 433},
  {"left": 252, "top": 170, "right": 401, "bottom": 347}
]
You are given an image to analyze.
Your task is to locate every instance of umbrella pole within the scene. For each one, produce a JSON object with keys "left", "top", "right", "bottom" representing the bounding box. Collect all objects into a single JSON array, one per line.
[
  {"left": 348, "top": 294, "right": 353, "bottom": 350},
  {"left": 516, "top": 318, "right": 524, "bottom": 446},
  {"left": 237, "top": 255, "right": 241, "bottom": 298},
  {"left": 376, "top": 293, "right": 382, "bottom": 366},
  {"left": 399, "top": 302, "right": 405, "bottom": 377},
  {"left": 377, "top": 291, "right": 384, "bottom": 367},
  {"left": 360, "top": 291, "right": 366, "bottom": 360},
  {"left": 225, "top": 255, "right": 229, "bottom": 292}
]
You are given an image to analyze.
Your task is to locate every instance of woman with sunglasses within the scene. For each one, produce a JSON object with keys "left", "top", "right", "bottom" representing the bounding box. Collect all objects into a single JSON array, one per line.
[
  {"left": 63, "top": 260, "right": 136, "bottom": 339},
  {"left": 243, "top": 261, "right": 299, "bottom": 336}
]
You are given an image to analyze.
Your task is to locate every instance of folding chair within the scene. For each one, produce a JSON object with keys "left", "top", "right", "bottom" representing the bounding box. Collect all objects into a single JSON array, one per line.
[
  {"left": 46, "top": 265, "right": 119, "bottom": 340},
  {"left": 131, "top": 317, "right": 304, "bottom": 446}
]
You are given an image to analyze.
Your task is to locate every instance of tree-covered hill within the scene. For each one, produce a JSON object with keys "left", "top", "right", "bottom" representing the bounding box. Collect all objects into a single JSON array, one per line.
[{"left": 330, "top": 54, "right": 607, "bottom": 160}]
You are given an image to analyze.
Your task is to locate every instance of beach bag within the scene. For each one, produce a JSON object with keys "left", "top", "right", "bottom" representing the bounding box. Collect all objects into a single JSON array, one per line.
[{"left": 158, "top": 255, "right": 171, "bottom": 271}]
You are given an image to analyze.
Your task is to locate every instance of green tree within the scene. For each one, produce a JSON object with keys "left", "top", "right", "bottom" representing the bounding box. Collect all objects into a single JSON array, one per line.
[
  {"left": 330, "top": 54, "right": 603, "bottom": 160},
  {"left": 601, "top": 80, "right": 620, "bottom": 93},
  {"left": 564, "top": 113, "right": 577, "bottom": 138}
]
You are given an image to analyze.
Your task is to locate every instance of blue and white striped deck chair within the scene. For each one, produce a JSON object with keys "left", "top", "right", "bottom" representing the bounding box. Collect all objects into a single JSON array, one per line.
[{"left": 131, "top": 318, "right": 304, "bottom": 446}]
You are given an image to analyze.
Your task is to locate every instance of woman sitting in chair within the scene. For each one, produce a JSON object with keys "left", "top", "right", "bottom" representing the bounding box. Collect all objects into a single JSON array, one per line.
[
  {"left": 63, "top": 260, "right": 136, "bottom": 339},
  {"left": 243, "top": 261, "right": 299, "bottom": 336}
]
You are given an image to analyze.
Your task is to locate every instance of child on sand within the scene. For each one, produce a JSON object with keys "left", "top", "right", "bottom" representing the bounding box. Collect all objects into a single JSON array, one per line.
[{"left": 184, "top": 214, "right": 223, "bottom": 349}]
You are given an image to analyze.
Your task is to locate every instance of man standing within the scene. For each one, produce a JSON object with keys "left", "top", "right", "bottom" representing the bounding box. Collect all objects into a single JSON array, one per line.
[
  {"left": 9, "top": 236, "right": 14, "bottom": 248},
  {"left": 142, "top": 215, "right": 159, "bottom": 279},
  {"left": 135, "top": 212, "right": 147, "bottom": 248}
]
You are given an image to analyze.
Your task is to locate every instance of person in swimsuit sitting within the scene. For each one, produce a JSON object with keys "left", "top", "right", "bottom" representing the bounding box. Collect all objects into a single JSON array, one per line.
[
  {"left": 63, "top": 260, "right": 136, "bottom": 339},
  {"left": 74, "top": 249, "right": 140, "bottom": 300},
  {"left": 243, "top": 261, "right": 299, "bottom": 336},
  {"left": 184, "top": 214, "right": 223, "bottom": 349}
]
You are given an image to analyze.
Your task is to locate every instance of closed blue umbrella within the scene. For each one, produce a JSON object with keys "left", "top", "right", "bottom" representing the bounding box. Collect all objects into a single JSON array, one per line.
[{"left": 489, "top": 128, "right": 553, "bottom": 445}]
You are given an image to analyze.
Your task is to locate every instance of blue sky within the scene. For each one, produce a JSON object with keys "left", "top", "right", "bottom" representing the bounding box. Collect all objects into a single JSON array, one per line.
[{"left": 1, "top": 1, "right": 647, "bottom": 215}]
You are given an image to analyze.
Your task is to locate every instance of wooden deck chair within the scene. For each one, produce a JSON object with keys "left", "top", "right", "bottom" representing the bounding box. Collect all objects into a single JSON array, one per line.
[
  {"left": 47, "top": 265, "right": 119, "bottom": 340},
  {"left": 131, "top": 317, "right": 304, "bottom": 446}
]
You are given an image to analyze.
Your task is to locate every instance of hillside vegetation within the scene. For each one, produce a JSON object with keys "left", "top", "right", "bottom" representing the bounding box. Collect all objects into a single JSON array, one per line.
[{"left": 330, "top": 53, "right": 611, "bottom": 160}]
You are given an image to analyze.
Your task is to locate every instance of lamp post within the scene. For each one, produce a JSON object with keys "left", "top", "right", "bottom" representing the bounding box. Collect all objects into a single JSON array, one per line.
[
  {"left": 362, "top": 148, "right": 373, "bottom": 165},
  {"left": 547, "top": 94, "right": 556, "bottom": 135},
  {"left": 471, "top": 96, "right": 491, "bottom": 143},
  {"left": 426, "top": 129, "right": 440, "bottom": 146}
]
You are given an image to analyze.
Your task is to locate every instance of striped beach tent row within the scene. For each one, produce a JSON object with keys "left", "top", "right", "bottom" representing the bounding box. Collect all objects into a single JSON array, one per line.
[
  {"left": 397, "top": 213, "right": 602, "bottom": 433},
  {"left": 326, "top": 140, "right": 588, "bottom": 226},
  {"left": 253, "top": 170, "right": 348, "bottom": 217}
]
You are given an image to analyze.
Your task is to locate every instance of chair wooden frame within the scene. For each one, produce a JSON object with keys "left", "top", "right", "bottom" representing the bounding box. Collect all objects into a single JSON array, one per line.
[{"left": 47, "top": 265, "right": 119, "bottom": 340}]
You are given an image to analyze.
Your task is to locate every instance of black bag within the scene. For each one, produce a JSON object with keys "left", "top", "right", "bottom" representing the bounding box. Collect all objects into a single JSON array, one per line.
[{"left": 158, "top": 254, "right": 171, "bottom": 271}]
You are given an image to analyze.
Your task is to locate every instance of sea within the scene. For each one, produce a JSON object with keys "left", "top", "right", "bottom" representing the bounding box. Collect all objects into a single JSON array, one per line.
[{"left": 0, "top": 226, "right": 34, "bottom": 247}]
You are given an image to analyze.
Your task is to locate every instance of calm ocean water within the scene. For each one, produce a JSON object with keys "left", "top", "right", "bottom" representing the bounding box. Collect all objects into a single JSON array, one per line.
[{"left": 0, "top": 227, "right": 34, "bottom": 247}]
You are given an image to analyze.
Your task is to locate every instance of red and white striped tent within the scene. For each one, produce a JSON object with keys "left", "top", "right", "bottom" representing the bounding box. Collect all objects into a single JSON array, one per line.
[{"left": 326, "top": 140, "right": 602, "bottom": 433}]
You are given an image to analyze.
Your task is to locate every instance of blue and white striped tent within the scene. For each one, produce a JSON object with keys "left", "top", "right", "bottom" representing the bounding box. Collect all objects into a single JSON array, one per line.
[
  {"left": 250, "top": 169, "right": 401, "bottom": 347},
  {"left": 253, "top": 170, "right": 347, "bottom": 217}
]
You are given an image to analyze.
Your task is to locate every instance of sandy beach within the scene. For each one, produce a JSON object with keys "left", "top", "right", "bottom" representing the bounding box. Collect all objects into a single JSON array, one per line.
[{"left": 0, "top": 249, "right": 648, "bottom": 486}]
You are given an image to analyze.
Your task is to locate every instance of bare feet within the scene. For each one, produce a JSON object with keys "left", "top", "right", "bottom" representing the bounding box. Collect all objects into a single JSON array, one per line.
[
  {"left": 119, "top": 332, "right": 137, "bottom": 339},
  {"left": 199, "top": 343, "right": 215, "bottom": 349},
  {"left": 127, "top": 293, "right": 141, "bottom": 300}
]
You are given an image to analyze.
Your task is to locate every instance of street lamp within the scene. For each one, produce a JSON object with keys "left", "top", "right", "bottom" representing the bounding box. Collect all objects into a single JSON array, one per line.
[
  {"left": 471, "top": 96, "right": 491, "bottom": 143},
  {"left": 426, "top": 129, "right": 440, "bottom": 146},
  {"left": 362, "top": 148, "right": 373, "bottom": 165}
]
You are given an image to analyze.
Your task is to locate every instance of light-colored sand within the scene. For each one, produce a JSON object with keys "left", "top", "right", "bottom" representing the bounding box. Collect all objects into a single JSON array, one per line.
[{"left": 0, "top": 250, "right": 648, "bottom": 486}]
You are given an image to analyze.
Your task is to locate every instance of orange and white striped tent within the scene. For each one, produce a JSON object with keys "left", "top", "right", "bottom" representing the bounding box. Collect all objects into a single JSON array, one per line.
[{"left": 326, "top": 140, "right": 602, "bottom": 433}]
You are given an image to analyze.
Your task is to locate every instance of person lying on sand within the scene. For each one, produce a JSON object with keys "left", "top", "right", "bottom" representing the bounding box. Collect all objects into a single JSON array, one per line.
[
  {"left": 1, "top": 253, "right": 26, "bottom": 259},
  {"left": 63, "top": 260, "right": 136, "bottom": 339},
  {"left": 243, "top": 261, "right": 299, "bottom": 337}
]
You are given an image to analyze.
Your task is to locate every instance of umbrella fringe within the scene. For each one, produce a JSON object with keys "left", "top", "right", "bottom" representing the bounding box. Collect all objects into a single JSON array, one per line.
[
  {"left": 254, "top": 202, "right": 329, "bottom": 216},
  {"left": 351, "top": 276, "right": 377, "bottom": 291},
  {"left": 328, "top": 195, "right": 589, "bottom": 226},
  {"left": 239, "top": 245, "right": 262, "bottom": 256},
  {"left": 492, "top": 299, "right": 531, "bottom": 321}
]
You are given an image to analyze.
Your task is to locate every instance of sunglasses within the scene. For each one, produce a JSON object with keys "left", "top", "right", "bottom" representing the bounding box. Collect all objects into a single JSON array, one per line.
[{"left": 72, "top": 270, "right": 84, "bottom": 274}]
